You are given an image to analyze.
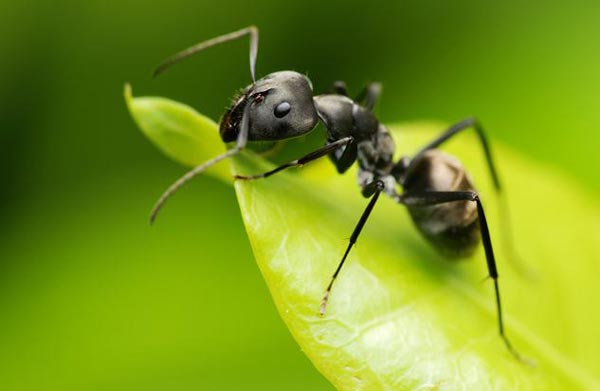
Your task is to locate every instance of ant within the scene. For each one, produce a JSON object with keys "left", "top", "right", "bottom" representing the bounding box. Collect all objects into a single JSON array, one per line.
[{"left": 150, "top": 26, "right": 528, "bottom": 362}]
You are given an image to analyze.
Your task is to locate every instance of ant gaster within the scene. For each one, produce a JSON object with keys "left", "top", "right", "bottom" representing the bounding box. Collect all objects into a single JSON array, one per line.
[{"left": 150, "top": 26, "right": 528, "bottom": 362}]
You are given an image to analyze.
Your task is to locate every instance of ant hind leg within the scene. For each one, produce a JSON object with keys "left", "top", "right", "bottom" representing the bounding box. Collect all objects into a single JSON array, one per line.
[{"left": 399, "top": 190, "right": 533, "bottom": 364}]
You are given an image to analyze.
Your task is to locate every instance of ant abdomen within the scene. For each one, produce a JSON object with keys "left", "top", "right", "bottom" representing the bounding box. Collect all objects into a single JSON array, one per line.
[{"left": 403, "top": 150, "right": 481, "bottom": 257}]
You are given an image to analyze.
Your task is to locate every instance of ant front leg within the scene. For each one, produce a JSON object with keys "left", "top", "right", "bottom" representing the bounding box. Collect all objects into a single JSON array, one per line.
[
  {"left": 234, "top": 137, "right": 353, "bottom": 180},
  {"left": 399, "top": 190, "right": 532, "bottom": 364},
  {"left": 330, "top": 81, "right": 381, "bottom": 111},
  {"left": 331, "top": 81, "right": 349, "bottom": 96},
  {"left": 328, "top": 137, "right": 358, "bottom": 174},
  {"left": 354, "top": 82, "right": 382, "bottom": 111}
]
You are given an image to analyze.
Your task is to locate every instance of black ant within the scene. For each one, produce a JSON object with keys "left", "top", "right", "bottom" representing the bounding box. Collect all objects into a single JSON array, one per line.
[{"left": 150, "top": 26, "right": 528, "bottom": 362}]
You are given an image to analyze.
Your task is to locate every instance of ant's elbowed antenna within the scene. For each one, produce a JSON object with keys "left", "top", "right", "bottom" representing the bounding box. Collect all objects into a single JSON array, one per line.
[
  {"left": 153, "top": 25, "right": 258, "bottom": 82},
  {"left": 149, "top": 26, "right": 259, "bottom": 224},
  {"left": 149, "top": 104, "right": 251, "bottom": 224}
]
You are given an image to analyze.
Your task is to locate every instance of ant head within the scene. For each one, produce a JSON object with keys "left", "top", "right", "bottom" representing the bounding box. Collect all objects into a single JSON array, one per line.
[{"left": 220, "top": 71, "right": 318, "bottom": 142}]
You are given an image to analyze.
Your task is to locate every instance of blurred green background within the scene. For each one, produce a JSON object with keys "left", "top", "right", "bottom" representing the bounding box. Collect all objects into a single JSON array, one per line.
[{"left": 1, "top": 1, "right": 599, "bottom": 390}]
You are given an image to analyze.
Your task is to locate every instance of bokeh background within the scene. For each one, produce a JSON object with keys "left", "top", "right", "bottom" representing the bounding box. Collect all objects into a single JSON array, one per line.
[{"left": 1, "top": 1, "right": 599, "bottom": 390}]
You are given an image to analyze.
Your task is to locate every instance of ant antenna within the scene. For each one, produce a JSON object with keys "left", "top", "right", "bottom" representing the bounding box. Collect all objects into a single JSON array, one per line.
[
  {"left": 149, "top": 105, "right": 251, "bottom": 224},
  {"left": 153, "top": 25, "right": 259, "bottom": 82}
]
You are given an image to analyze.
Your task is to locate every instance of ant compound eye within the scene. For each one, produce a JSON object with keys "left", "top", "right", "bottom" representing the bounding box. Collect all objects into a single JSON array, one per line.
[
  {"left": 253, "top": 93, "right": 264, "bottom": 103},
  {"left": 274, "top": 101, "right": 291, "bottom": 118}
]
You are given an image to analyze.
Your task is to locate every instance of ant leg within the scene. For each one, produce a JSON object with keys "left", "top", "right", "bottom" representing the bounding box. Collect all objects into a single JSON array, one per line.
[
  {"left": 154, "top": 26, "right": 259, "bottom": 82},
  {"left": 331, "top": 81, "right": 349, "bottom": 96},
  {"left": 330, "top": 81, "right": 381, "bottom": 111},
  {"left": 234, "top": 136, "right": 354, "bottom": 180},
  {"left": 149, "top": 105, "right": 252, "bottom": 224},
  {"left": 405, "top": 117, "right": 500, "bottom": 189},
  {"left": 404, "top": 118, "right": 531, "bottom": 276},
  {"left": 329, "top": 139, "right": 358, "bottom": 174},
  {"left": 320, "top": 180, "right": 384, "bottom": 315},
  {"left": 355, "top": 82, "right": 382, "bottom": 111},
  {"left": 399, "top": 190, "right": 531, "bottom": 363}
]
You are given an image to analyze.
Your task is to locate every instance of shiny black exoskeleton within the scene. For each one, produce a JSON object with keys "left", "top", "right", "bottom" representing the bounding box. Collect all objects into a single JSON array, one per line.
[{"left": 149, "top": 26, "right": 528, "bottom": 362}]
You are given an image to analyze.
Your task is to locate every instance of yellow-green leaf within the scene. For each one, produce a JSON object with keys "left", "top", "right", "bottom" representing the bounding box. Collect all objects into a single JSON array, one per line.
[
  {"left": 125, "top": 85, "right": 600, "bottom": 390},
  {"left": 124, "top": 83, "right": 229, "bottom": 179}
]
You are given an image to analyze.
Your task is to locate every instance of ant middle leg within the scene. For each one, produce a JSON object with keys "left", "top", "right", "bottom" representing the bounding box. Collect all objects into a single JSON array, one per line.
[
  {"left": 320, "top": 180, "right": 385, "bottom": 315},
  {"left": 399, "top": 190, "right": 531, "bottom": 363}
]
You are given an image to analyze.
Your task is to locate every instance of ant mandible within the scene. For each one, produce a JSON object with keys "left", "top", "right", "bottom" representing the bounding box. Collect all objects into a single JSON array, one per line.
[{"left": 150, "top": 26, "right": 527, "bottom": 362}]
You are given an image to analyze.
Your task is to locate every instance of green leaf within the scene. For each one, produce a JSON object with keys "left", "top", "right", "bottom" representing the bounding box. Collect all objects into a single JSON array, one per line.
[
  {"left": 124, "top": 83, "right": 230, "bottom": 179},
  {"left": 125, "top": 86, "right": 600, "bottom": 390}
]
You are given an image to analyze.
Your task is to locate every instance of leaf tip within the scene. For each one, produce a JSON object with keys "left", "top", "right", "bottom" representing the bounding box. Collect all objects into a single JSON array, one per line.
[
  {"left": 124, "top": 82, "right": 133, "bottom": 106},
  {"left": 124, "top": 83, "right": 135, "bottom": 117}
]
